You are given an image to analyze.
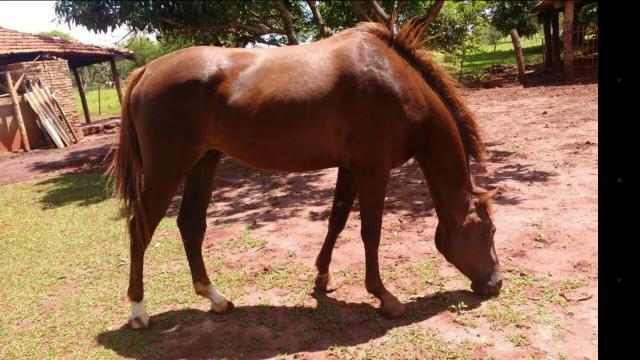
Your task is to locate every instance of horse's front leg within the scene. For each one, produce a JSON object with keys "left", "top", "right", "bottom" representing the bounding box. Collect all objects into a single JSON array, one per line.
[
  {"left": 314, "top": 167, "right": 357, "bottom": 292},
  {"left": 355, "top": 168, "right": 405, "bottom": 318}
]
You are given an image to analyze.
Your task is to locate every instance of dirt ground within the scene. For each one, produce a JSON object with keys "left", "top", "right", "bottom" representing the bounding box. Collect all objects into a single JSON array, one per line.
[{"left": 0, "top": 83, "right": 597, "bottom": 359}]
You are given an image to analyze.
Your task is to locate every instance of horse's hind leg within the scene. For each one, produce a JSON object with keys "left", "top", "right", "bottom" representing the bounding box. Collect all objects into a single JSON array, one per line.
[
  {"left": 314, "top": 168, "right": 357, "bottom": 292},
  {"left": 178, "top": 150, "right": 233, "bottom": 313},
  {"left": 128, "top": 171, "right": 185, "bottom": 329}
]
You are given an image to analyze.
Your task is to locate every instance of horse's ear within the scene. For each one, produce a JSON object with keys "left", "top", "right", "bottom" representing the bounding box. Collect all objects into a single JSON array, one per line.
[
  {"left": 471, "top": 186, "right": 499, "bottom": 202},
  {"left": 483, "top": 187, "right": 499, "bottom": 201}
]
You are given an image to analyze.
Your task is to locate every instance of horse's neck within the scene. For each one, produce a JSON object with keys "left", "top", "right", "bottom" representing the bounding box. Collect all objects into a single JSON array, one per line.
[{"left": 414, "top": 117, "right": 473, "bottom": 230}]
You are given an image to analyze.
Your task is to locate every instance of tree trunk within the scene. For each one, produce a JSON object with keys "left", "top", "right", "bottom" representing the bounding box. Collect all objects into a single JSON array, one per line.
[
  {"left": 275, "top": 0, "right": 299, "bottom": 45},
  {"left": 306, "top": 0, "right": 332, "bottom": 38},
  {"left": 510, "top": 29, "right": 526, "bottom": 82},
  {"left": 491, "top": 43, "right": 497, "bottom": 68},
  {"left": 458, "top": 50, "right": 465, "bottom": 82},
  {"left": 562, "top": 1, "right": 575, "bottom": 80}
]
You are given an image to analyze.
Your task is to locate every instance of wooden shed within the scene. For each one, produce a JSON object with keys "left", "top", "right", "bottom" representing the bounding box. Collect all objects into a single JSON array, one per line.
[
  {"left": 533, "top": 0, "right": 598, "bottom": 80},
  {"left": 0, "top": 27, "right": 133, "bottom": 153}
]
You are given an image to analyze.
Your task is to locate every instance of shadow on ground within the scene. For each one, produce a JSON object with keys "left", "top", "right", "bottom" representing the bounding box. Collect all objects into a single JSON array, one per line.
[{"left": 97, "top": 290, "right": 487, "bottom": 360}]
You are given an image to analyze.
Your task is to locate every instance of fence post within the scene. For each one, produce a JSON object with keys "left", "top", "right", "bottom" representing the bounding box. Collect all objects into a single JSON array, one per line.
[{"left": 98, "top": 85, "right": 101, "bottom": 115}]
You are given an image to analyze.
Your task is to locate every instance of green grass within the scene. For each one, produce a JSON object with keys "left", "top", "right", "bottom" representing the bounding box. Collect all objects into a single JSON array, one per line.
[
  {"left": 463, "top": 35, "right": 544, "bottom": 71},
  {"left": 73, "top": 88, "right": 121, "bottom": 119},
  {"left": 0, "top": 173, "right": 239, "bottom": 358},
  {"left": 436, "top": 34, "right": 545, "bottom": 76}
]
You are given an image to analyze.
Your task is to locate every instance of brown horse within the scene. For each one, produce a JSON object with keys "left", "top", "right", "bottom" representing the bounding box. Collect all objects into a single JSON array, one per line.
[{"left": 110, "top": 19, "right": 502, "bottom": 329}]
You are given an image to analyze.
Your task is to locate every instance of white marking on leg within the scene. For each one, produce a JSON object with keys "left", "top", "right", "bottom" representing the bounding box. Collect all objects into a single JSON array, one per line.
[
  {"left": 194, "top": 283, "right": 229, "bottom": 312},
  {"left": 128, "top": 301, "right": 149, "bottom": 329}
]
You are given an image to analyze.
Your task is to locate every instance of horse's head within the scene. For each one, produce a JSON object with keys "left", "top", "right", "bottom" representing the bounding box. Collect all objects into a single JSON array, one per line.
[{"left": 435, "top": 187, "right": 502, "bottom": 297}]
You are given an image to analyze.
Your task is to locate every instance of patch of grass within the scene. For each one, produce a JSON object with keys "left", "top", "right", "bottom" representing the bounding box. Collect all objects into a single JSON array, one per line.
[
  {"left": 223, "top": 227, "right": 267, "bottom": 250},
  {"left": 460, "top": 35, "right": 544, "bottom": 71},
  {"left": 504, "top": 143, "right": 525, "bottom": 155},
  {"left": 0, "top": 173, "right": 246, "bottom": 358},
  {"left": 505, "top": 333, "right": 532, "bottom": 347},
  {"left": 73, "top": 88, "right": 121, "bottom": 118},
  {"left": 454, "top": 314, "right": 479, "bottom": 329},
  {"left": 328, "top": 323, "right": 485, "bottom": 359}
]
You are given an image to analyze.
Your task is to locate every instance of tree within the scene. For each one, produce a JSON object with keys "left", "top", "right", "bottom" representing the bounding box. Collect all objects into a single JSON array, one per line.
[
  {"left": 486, "top": 0, "right": 539, "bottom": 38},
  {"left": 54, "top": 1, "right": 310, "bottom": 47},
  {"left": 54, "top": 0, "right": 462, "bottom": 49}
]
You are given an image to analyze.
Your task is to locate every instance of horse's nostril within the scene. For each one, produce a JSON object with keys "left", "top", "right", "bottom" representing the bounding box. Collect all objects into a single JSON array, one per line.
[
  {"left": 471, "top": 273, "right": 503, "bottom": 297},
  {"left": 488, "top": 278, "right": 503, "bottom": 296}
]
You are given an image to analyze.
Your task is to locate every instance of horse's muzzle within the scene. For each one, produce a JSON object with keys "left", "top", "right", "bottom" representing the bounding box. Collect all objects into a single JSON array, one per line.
[{"left": 471, "top": 271, "right": 503, "bottom": 297}]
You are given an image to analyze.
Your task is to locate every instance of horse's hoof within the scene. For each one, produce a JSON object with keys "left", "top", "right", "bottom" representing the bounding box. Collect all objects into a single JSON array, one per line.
[
  {"left": 380, "top": 299, "right": 406, "bottom": 318},
  {"left": 128, "top": 316, "right": 149, "bottom": 329},
  {"left": 128, "top": 301, "right": 149, "bottom": 329},
  {"left": 212, "top": 299, "right": 234, "bottom": 314},
  {"left": 314, "top": 273, "right": 340, "bottom": 293}
]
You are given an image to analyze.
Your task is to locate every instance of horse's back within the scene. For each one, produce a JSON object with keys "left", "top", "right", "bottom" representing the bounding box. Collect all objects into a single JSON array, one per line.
[{"left": 130, "top": 32, "right": 424, "bottom": 172}]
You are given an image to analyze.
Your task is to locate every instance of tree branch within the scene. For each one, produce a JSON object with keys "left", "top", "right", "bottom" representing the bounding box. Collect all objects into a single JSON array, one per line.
[
  {"left": 350, "top": 1, "right": 371, "bottom": 22},
  {"left": 423, "top": 0, "right": 445, "bottom": 30},
  {"left": 389, "top": 0, "right": 404, "bottom": 36},
  {"left": 370, "top": 0, "right": 390, "bottom": 23},
  {"left": 306, "top": 0, "right": 332, "bottom": 38},
  {"left": 274, "top": 0, "right": 299, "bottom": 45}
]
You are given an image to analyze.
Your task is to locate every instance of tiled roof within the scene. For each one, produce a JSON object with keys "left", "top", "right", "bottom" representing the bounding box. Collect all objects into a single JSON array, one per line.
[{"left": 0, "top": 26, "right": 133, "bottom": 61}]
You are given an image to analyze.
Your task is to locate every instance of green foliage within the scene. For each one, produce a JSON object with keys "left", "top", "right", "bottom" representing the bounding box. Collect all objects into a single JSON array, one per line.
[
  {"left": 38, "top": 30, "right": 76, "bottom": 41},
  {"left": 486, "top": 0, "right": 540, "bottom": 37},
  {"left": 577, "top": 2, "right": 598, "bottom": 27},
  {"left": 55, "top": 0, "right": 308, "bottom": 47},
  {"left": 54, "top": 0, "right": 492, "bottom": 53}
]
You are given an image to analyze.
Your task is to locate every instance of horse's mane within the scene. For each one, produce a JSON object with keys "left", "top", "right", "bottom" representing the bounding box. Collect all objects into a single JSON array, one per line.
[{"left": 352, "top": 19, "right": 486, "bottom": 163}]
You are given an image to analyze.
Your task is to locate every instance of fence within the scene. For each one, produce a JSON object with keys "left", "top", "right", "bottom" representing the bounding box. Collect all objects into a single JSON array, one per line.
[{"left": 572, "top": 24, "right": 598, "bottom": 76}]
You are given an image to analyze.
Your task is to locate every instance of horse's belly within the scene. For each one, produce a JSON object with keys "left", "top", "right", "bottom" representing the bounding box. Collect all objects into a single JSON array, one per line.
[{"left": 213, "top": 129, "right": 340, "bottom": 172}]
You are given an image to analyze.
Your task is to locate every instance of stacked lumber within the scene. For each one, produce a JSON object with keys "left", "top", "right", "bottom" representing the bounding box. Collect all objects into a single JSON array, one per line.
[{"left": 23, "top": 79, "right": 78, "bottom": 149}]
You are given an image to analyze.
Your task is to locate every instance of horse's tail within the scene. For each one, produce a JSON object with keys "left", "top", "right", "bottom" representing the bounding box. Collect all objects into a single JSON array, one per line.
[{"left": 108, "top": 66, "right": 148, "bottom": 252}]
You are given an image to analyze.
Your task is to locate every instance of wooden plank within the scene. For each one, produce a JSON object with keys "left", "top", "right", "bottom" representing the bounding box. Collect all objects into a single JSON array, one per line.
[
  {"left": 24, "top": 90, "right": 65, "bottom": 149},
  {"left": 32, "top": 82, "right": 73, "bottom": 146},
  {"left": 4, "top": 72, "right": 30, "bottom": 151},
  {"left": 30, "top": 83, "right": 71, "bottom": 146},
  {"left": 40, "top": 83, "right": 78, "bottom": 143}
]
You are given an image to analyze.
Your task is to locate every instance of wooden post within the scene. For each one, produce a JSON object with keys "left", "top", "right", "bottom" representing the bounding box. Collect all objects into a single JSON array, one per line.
[
  {"left": 458, "top": 49, "right": 466, "bottom": 82},
  {"left": 72, "top": 67, "right": 91, "bottom": 124},
  {"left": 110, "top": 59, "right": 123, "bottom": 105},
  {"left": 551, "top": 12, "right": 562, "bottom": 72},
  {"left": 510, "top": 29, "right": 526, "bottom": 81},
  {"left": 4, "top": 71, "right": 30, "bottom": 151},
  {"left": 543, "top": 14, "right": 553, "bottom": 71},
  {"left": 562, "top": 0, "right": 575, "bottom": 80}
]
